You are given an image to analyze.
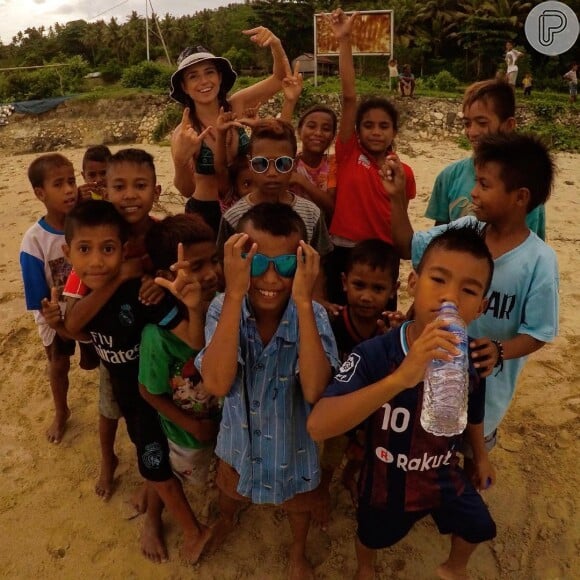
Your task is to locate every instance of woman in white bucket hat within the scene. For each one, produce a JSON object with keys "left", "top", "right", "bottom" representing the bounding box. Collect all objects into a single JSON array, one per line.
[{"left": 170, "top": 27, "right": 291, "bottom": 232}]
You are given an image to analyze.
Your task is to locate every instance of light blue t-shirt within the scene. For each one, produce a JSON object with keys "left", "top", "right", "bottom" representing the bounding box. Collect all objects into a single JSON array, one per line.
[
  {"left": 412, "top": 216, "right": 559, "bottom": 435},
  {"left": 425, "top": 157, "right": 546, "bottom": 240}
]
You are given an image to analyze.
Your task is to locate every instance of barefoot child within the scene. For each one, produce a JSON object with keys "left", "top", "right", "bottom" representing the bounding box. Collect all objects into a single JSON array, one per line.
[
  {"left": 308, "top": 225, "right": 498, "bottom": 580},
  {"left": 19, "top": 153, "right": 94, "bottom": 444},
  {"left": 321, "top": 239, "right": 401, "bottom": 511},
  {"left": 197, "top": 202, "right": 339, "bottom": 578},
  {"left": 63, "top": 148, "right": 164, "bottom": 502},
  {"left": 63, "top": 200, "right": 210, "bottom": 563},
  {"left": 388, "top": 132, "right": 559, "bottom": 469},
  {"left": 139, "top": 214, "right": 222, "bottom": 497}
]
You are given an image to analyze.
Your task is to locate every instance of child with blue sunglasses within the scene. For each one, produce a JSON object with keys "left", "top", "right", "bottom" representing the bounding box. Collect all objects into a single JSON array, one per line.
[{"left": 196, "top": 202, "right": 339, "bottom": 577}]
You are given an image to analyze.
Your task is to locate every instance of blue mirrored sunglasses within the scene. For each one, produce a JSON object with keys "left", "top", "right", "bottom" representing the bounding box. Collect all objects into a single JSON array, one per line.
[
  {"left": 242, "top": 253, "right": 298, "bottom": 277},
  {"left": 249, "top": 156, "right": 294, "bottom": 174}
]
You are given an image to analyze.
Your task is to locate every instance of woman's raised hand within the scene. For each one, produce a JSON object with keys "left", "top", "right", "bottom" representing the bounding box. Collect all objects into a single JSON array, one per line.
[
  {"left": 242, "top": 26, "right": 280, "bottom": 48},
  {"left": 171, "top": 107, "right": 214, "bottom": 164}
]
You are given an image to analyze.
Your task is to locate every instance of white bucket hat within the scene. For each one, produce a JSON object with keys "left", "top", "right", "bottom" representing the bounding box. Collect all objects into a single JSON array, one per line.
[{"left": 169, "top": 45, "right": 237, "bottom": 105}]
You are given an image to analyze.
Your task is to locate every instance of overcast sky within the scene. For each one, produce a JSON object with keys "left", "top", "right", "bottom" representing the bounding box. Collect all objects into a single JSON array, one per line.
[{"left": 0, "top": 0, "right": 239, "bottom": 43}]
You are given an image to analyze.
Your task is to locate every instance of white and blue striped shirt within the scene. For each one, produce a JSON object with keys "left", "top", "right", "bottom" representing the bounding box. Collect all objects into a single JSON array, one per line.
[{"left": 196, "top": 294, "right": 339, "bottom": 504}]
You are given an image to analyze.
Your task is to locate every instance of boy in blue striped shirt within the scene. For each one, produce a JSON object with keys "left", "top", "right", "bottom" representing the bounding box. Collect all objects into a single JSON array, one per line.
[{"left": 197, "top": 202, "right": 339, "bottom": 578}]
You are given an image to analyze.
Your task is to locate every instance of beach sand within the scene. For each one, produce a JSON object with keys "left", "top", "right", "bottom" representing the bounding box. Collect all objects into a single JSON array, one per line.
[{"left": 0, "top": 142, "right": 577, "bottom": 579}]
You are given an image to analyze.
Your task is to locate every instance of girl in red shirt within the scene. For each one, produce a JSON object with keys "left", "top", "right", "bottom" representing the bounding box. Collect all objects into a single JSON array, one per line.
[{"left": 324, "top": 10, "right": 416, "bottom": 310}]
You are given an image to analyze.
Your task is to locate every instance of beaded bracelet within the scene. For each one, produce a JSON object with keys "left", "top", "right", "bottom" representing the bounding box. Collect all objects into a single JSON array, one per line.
[{"left": 491, "top": 339, "right": 504, "bottom": 374}]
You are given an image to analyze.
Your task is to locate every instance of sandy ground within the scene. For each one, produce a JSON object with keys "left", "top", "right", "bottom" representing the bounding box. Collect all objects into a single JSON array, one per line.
[{"left": 0, "top": 141, "right": 578, "bottom": 580}]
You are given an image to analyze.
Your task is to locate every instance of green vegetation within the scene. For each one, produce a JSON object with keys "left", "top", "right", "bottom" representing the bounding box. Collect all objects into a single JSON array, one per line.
[{"left": 0, "top": 0, "right": 577, "bottom": 103}]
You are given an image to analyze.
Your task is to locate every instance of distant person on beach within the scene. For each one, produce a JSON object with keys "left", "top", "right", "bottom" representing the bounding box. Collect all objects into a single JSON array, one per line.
[
  {"left": 504, "top": 42, "right": 523, "bottom": 86},
  {"left": 563, "top": 62, "right": 578, "bottom": 103},
  {"left": 388, "top": 58, "right": 399, "bottom": 92},
  {"left": 399, "top": 64, "right": 415, "bottom": 97},
  {"left": 522, "top": 73, "right": 533, "bottom": 97},
  {"left": 19, "top": 153, "right": 97, "bottom": 444},
  {"left": 425, "top": 79, "right": 546, "bottom": 240},
  {"left": 170, "top": 28, "right": 292, "bottom": 233},
  {"left": 78, "top": 145, "right": 112, "bottom": 201},
  {"left": 197, "top": 203, "right": 339, "bottom": 578}
]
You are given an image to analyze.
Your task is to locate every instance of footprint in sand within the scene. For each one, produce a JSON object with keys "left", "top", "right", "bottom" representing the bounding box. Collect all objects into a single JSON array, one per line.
[{"left": 546, "top": 498, "right": 574, "bottom": 521}]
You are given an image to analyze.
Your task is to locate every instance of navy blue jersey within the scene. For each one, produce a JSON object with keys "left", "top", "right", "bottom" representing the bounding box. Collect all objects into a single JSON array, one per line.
[
  {"left": 85, "top": 278, "right": 181, "bottom": 382},
  {"left": 323, "top": 322, "right": 485, "bottom": 511}
]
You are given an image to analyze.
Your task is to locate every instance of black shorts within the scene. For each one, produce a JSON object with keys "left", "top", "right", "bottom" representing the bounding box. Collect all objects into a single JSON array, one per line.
[
  {"left": 185, "top": 198, "right": 221, "bottom": 236},
  {"left": 357, "top": 482, "right": 496, "bottom": 549},
  {"left": 110, "top": 374, "right": 173, "bottom": 482}
]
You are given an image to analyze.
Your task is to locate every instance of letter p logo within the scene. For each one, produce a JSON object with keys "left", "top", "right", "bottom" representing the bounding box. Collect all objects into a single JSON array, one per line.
[
  {"left": 526, "top": 1, "right": 579, "bottom": 56},
  {"left": 539, "top": 10, "right": 567, "bottom": 46}
]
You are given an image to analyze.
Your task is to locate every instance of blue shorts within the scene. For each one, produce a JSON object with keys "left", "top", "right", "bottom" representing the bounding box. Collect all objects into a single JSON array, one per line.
[{"left": 357, "top": 482, "right": 496, "bottom": 549}]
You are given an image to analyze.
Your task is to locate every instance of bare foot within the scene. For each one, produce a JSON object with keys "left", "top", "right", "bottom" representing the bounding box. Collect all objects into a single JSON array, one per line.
[
  {"left": 288, "top": 553, "right": 314, "bottom": 580},
  {"left": 46, "top": 409, "right": 71, "bottom": 444},
  {"left": 181, "top": 524, "right": 212, "bottom": 564},
  {"left": 437, "top": 563, "right": 469, "bottom": 580},
  {"left": 141, "top": 515, "right": 168, "bottom": 563},
  {"left": 311, "top": 486, "right": 331, "bottom": 531},
  {"left": 95, "top": 454, "right": 119, "bottom": 500}
]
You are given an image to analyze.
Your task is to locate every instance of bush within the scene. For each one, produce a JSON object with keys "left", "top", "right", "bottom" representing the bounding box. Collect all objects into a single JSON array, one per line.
[
  {"left": 121, "top": 61, "right": 173, "bottom": 90},
  {"left": 152, "top": 103, "right": 183, "bottom": 142},
  {"left": 101, "top": 61, "right": 123, "bottom": 84},
  {"left": 0, "top": 56, "right": 89, "bottom": 101},
  {"left": 431, "top": 70, "right": 460, "bottom": 92}
]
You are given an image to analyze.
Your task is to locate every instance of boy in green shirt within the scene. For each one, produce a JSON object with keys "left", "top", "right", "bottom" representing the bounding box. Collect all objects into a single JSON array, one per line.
[{"left": 139, "top": 214, "right": 222, "bottom": 486}]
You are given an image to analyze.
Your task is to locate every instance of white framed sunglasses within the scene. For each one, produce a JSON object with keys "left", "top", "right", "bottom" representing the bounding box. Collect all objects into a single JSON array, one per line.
[{"left": 249, "top": 156, "right": 294, "bottom": 174}]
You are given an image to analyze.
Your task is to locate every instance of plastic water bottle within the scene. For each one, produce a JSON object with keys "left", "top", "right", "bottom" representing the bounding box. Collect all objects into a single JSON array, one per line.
[{"left": 420, "top": 301, "right": 468, "bottom": 437}]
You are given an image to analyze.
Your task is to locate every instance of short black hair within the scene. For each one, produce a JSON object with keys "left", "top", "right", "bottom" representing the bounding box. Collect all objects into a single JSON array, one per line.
[
  {"left": 249, "top": 119, "right": 298, "bottom": 157},
  {"left": 82, "top": 145, "right": 112, "bottom": 169},
  {"left": 28, "top": 153, "right": 74, "bottom": 189},
  {"left": 146, "top": 213, "right": 215, "bottom": 271},
  {"left": 107, "top": 148, "right": 157, "bottom": 181},
  {"left": 355, "top": 97, "right": 399, "bottom": 133},
  {"left": 418, "top": 224, "right": 494, "bottom": 294},
  {"left": 64, "top": 199, "right": 128, "bottom": 245},
  {"left": 474, "top": 133, "right": 555, "bottom": 212},
  {"left": 237, "top": 202, "right": 307, "bottom": 241},
  {"left": 345, "top": 239, "right": 399, "bottom": 283}
]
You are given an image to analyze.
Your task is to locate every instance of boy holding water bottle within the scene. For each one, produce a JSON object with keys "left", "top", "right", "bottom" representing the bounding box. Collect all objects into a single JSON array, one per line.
[
  {"left": 386, "top": 133, "right": 559, "bottom": 473},
  {"left": 308, "top": 225, "right": 497, "bottom": 580}
]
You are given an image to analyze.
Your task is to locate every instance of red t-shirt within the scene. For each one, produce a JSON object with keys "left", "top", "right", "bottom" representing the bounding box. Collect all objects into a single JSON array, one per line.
[{"left": 330, "top": 134, "right": 416, "bottom": 244}]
